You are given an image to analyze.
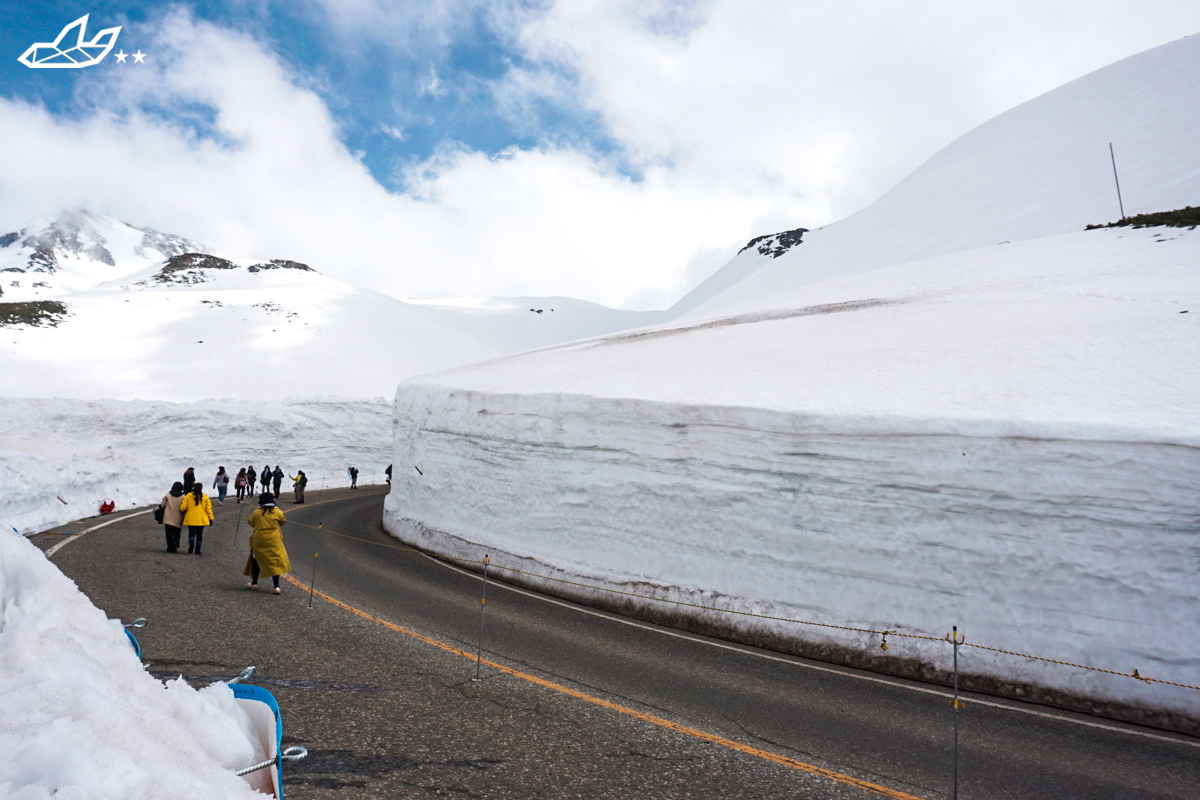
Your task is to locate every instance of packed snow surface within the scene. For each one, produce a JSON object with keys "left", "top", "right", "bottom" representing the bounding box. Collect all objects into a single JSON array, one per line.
[
  {"left": 387, "top": 226, "right": 1200, "bottom": 717},
  {"left": 0, "top": 529, "right": 266, "bottom": 799},
  {"left": 0, "top": 244, "right": 662, "bottom": 402}
]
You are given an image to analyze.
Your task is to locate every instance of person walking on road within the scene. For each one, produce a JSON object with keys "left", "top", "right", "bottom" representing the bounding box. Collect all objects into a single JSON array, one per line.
[
  {"left": 244, "top": 492, "right": 291, "bottom": 594},
  {"left": 246, "top": 465, "right": 257, "bottom": 497},
  {"left": 158, "top": 481, "right": 185, "bottom": 553},
  {"left": 290, "top": 470, "right": 308, "bottom": 504},
  {"left": 180, "top": 482, "right": 214, "bottom": 555},
  {"left": 385, "top": 464, "right": 392, "bottom": 484},
  {"left": 213, "top": 466, "right": 230, "bottom": 505},
  {"left": 348, "top": 466, "right": 358, "bottom": 490},
  {"left": 183, "top": 467, "right": 196, "bottom": 493},
  {"left": 261, "top": 465, "right": 273, "bottom": 495},
  {"left": 272, "top": 465, "right": 284, "bottom": 497},
  {"left": 234, "top": 468, "right": 249, "bottom": 503}
]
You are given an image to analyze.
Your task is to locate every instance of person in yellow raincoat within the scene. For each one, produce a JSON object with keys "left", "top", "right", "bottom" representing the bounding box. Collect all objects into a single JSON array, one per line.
[
  {"left": 244, "top": 492, "right": 291, "bottom": 594},
  {"left": 179, "top": 482, "right": 214, "bottom": 555}
]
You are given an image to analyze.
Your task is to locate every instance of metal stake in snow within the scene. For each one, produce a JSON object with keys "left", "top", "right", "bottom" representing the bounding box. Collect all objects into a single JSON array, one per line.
[
  {"left": 1109, "top": 142, "right": 1126, "bottom": 220},
  {"left": 474, "top": 554, "right": 490, "bottom": 681},
  {"left": 308, "top": 553, "right": 319, "bottom": 609},
  {"left": 948, "top": 625, "right": 964, "bottom": 800}
]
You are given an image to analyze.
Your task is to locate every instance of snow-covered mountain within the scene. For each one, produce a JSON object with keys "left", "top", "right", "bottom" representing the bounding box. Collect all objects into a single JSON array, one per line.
[
  {"left": 383, "top": 34, "right": 1200, "bottom": 725},
  {"left": 0, "top": 216, "right": 663, "bottom": 401},
  {"left": 0, "top": 209, "right": 204, "bottom": 301},
  {"left": 671, "top": 32, "right": 1200, "bottom": 319}
]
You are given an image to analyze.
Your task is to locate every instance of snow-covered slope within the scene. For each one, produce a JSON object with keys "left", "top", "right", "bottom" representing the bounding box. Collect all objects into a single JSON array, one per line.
[
  {"left": 0, "top": 209, "right": 203, "bottom": 301},
  {"left": 382, "top": 33, "right": 1200, "bottom": 725},
  {"left": 672, "top": 33, "right": 1200, "bottom": 319},
  {"left": 0, "top": 246, "right": 663, "bottom": 402}
]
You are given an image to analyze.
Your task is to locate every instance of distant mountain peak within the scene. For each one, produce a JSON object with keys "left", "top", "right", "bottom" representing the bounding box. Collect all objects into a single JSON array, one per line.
[{"left": 0, "top": 209, "right": 206, "bottom": 299}]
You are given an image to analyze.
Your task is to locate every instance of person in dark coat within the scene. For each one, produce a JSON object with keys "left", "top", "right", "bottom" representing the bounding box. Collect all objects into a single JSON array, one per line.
[
  {"left": 385, "top": 464, "right": 392, "bottom": 484},
  {"left": 261, "top": 465, "right": 272, "bottom": 494},
  {"left": 182, "top": 467, "right": 196, "bottom": 493},
  {"left": 348, "top": 466, "right": 358, "bottom": 490},
  {"left": 246, "top": 465, "right": 257, "bottom": 495},
  {"left": 272, "top": 466, "right": 284, "bottom": 497}
]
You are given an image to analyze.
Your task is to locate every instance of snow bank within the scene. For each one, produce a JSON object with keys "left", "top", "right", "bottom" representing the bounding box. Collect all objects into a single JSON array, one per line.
[
  {"left": 384, "top": 228, "right": 1200, "bottom": 723},
  {"left": 0, "top": 530, "right": 266, "bottom": 799},
  {"left": 0, "top": 396, "right": 392, "bottom": 535}
]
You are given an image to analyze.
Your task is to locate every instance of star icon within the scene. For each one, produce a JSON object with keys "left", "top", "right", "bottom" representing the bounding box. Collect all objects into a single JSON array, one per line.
[
  {"left": 114, "top": 50, "right": 127, "bottom": 62},
  {"left": 132, "top": 50, "right": 146, "bottom": 63}
]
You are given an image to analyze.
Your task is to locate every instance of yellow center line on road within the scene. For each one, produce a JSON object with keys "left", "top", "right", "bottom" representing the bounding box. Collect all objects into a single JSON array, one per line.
[{"left": 282, "top": 572, "right": 927, "bottom": 800}]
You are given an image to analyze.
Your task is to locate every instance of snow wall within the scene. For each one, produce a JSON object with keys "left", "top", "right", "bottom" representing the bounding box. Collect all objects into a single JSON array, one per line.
[
  {"left": 1, "top": 396, "right": 392, "bottom": 535},
  {"left": 384, "top": 387, "right": 1200, "bottom": 731}
]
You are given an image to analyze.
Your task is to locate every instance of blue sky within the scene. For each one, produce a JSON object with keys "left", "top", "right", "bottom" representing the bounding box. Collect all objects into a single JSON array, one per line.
[
  {"left": 3, "top": 2, "right": 619, "bottom": 189},
  {"left": 3, "top": 2, "right": 1200, "bottom": 307}
]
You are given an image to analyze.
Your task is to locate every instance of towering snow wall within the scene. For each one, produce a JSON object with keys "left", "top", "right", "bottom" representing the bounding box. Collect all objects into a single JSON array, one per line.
[
  {"left": 0, "top": 396, "right": 392, "bottom": 534},
  {"left": 385, "top": 388, "right": 1199, "bottom": 727},
  {"left": 384, "top": 228, "right": 1200, "bottom": 728}
]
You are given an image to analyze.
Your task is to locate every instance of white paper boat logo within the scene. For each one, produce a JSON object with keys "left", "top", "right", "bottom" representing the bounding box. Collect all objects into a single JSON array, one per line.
[{"left": 18, "top": 15, "right": 121, "bottom": 69}]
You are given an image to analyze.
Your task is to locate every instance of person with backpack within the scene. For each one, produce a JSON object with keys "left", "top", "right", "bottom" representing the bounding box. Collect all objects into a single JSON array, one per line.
[
  {"left": 157, "top": 481, "right": 185, "bottom": 553},
  {"left": 290, "top": 470, "right": 308, "bottom": 503},
  {"left": 179, "top": 482, "right": 214, "bottom": 555},
  {"left": 213, "top": 466, "right": 231, "bottom": 505},
  {"left": 234, "top": 467, "right": 249, "bottom": 503},
  {"left": 244, "top": 492, "right": 291, "bottom": 594},
  {"left": 348, "top": 466, "right": 358, "bottom": 489},
  {"left": 272, "top": 466, "right": 284, "bottom": 497}
]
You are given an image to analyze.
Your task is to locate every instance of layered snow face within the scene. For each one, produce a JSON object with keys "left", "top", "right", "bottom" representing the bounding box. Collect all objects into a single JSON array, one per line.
[
  {"left": 0, "top": 396, "right": 392, "bottom": 535},
  {"left": 385, "top": 228, "right": 1200, "bottom": 718},
  {"left": 675, "top": 33, "right": 1200, "bottom": 319},
  {"left": 0, "top": 209, "right": 204, "bottom": 302},
  {"left": 0, "top": 530, "right": 265, "bottom": 799}
]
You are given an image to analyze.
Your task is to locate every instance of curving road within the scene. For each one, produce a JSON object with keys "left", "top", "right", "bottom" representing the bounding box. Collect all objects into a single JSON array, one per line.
[{"left": 36, "top": 488, "right": 1200, "bottom": 799}]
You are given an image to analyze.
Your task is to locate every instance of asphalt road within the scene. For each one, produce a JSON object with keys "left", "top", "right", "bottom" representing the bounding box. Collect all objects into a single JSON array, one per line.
[{"left": 34, "top": 488, "right": 1200, "bottom": 799}]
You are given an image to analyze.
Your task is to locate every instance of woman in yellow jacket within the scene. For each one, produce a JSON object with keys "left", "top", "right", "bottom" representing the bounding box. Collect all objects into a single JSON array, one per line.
[
  {"left": 179, "top": 483, "right": 214, "bottom": 555},
  {"left": 244, "top": 492, "right": 291, "bottom": 594}
]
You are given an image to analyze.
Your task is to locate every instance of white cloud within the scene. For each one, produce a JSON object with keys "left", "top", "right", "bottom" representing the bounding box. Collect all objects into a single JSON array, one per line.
[
  {"left": 2, "top": 4, "right": 1199, "bottom": 309},
  {"left": 0, "top": 11, "right": 803, "bottom": 308},
  {"left": 505, "top": 0, "right": 1200, "bottom": 217}
]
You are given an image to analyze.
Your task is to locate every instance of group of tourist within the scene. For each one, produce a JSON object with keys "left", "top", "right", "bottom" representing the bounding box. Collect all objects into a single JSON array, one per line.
[{"left": 156, "top": 465, "right": 302, "bottom": 594}]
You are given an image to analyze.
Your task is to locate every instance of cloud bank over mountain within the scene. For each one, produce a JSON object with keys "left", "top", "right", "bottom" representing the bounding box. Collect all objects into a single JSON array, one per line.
[{"left": 1, "top": 3, "right": 1198, "bottom": 308}]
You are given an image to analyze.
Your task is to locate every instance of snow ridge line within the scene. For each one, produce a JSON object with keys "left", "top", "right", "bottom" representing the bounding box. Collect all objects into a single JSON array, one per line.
[{"left": 288, "top": 520, "right": 1200, "bottom": 694}]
